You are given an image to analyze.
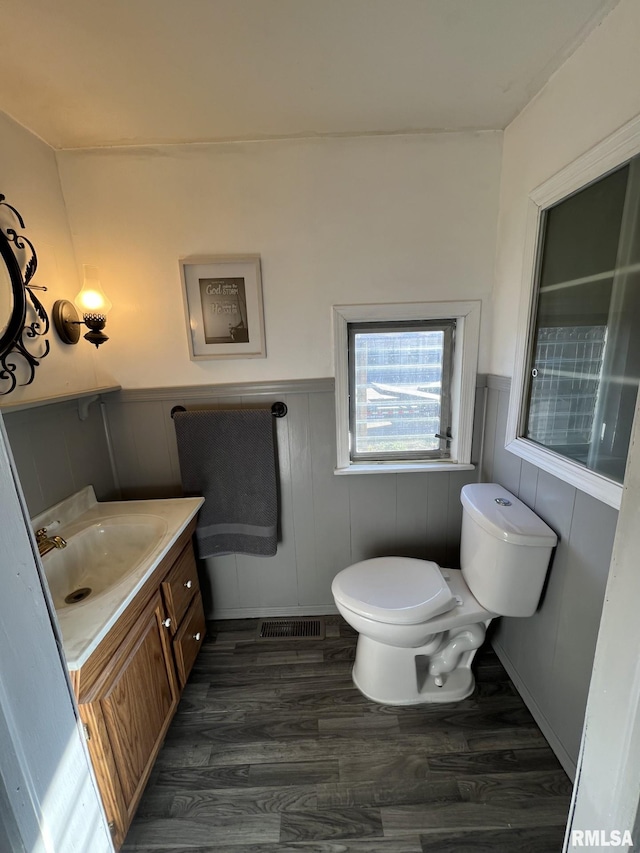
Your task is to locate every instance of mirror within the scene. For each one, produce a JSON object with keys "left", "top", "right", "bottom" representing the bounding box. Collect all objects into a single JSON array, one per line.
[
  {"left": 0, "top": 252, "right": 14, "bottom": 340},
  {"left": 0, "top": 194, "right": 50, "bottom": 395},
  {"left": 0, "top": 227, "right": 26, "bottom": 351},
  {"left": 0, "top": 253, "right": 14, "bottom": 340}
]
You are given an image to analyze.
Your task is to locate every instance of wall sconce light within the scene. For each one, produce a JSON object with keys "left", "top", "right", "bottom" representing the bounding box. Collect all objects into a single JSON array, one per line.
[{"left": 53, "top": 265, "right": 112, "bottom": 348}]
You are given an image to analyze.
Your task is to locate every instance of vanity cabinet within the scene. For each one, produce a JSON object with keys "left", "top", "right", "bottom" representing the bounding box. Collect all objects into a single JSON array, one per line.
[{"left": 70, "top": 522, "right": 205, "bottom": 850}]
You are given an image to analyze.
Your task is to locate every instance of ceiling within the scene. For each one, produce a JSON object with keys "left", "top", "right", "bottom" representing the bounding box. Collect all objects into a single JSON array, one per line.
[{"left": 0, "top": 0, "right": 618, "bottom": 150}]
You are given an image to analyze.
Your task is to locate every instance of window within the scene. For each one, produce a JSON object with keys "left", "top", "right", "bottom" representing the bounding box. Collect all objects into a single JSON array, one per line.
[
  {"left": 348, "top": 321, "right": 454, "bottom": 461},
  {"left": 334, "top": 302, "right": 480, "bottom": 473},
  {"left": 507, "top": 117, "right": 640, "bottom": 508}
]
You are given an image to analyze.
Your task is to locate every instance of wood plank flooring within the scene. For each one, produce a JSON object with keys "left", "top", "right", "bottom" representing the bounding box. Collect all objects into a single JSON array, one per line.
[{"left": 122, "top": 616, "right": 571, "bottom": 852}]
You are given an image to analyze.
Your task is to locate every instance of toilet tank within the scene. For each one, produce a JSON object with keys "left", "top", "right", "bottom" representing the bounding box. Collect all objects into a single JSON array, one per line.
[{"left": 460, "top": 483, "right": 557, "bottom": 617}]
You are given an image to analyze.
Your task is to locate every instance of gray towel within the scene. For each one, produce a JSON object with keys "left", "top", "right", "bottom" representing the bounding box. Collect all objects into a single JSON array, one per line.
[{"left": 173, "top": 409, "right": 278, "bottom": 558}]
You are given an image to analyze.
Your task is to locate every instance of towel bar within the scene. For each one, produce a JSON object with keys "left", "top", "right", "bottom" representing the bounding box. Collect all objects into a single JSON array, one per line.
[{"left": 171, "top": 402, "right": 287, "bottom": 419}]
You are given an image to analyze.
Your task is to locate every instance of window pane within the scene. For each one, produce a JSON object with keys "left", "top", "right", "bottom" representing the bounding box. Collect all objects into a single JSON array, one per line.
[
  {"left": 351, "top": 329, "right": 445, "bottom": 457},
  {"left": 524, "top": 157, "right": 640, "bottom": 484},
  {"left": 527, "top": 325, "right": 607, "bottom": 450}
]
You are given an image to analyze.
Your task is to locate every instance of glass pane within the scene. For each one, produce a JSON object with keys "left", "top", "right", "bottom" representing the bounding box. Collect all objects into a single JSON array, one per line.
[
  {"left": 527, "top": 325, "right": 607, "bottom": 449},
  {"left": 524, "top": 157, "right": 640, "bottom": 484},
  {"left": 352, "top": 329, "right": 445, "bottom": 457}
]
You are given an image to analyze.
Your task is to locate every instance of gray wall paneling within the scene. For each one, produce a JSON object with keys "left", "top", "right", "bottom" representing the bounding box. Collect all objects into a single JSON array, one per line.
[
  {"left": 102, "top": 380, "right": 482, "bottom": 619},
  {"left": 483, "top": 375, "right": 619, "bottom": 779},
  {"left": 3, "top": 399, "right": 117, "bottom": 517},
  {"left": 551, "top": 490, "right": 617, "bottom": 762},
  {"left": 287, "top": 392, "right": 318, "bottom": 606},
  {"left": 307, "top": 390, "right": 352, "bottom": 607}
]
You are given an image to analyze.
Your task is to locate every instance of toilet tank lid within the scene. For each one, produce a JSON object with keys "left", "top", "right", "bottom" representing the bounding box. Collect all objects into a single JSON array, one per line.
[
  {"left": 331, "top": 557, "right": 455, "bottom": 625},
  {"left": 461, "top": 484, "right": 557, "bottom": 547}
]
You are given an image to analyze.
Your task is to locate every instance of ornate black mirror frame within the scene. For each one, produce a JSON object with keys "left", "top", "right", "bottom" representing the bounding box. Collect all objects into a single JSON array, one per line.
[{"left": 0, "top": 194, "right": 50, "bottom": 395}]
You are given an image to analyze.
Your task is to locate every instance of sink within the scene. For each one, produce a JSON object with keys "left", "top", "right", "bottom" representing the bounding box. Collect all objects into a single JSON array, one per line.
[
  {"left": 31, "top": 486, "right": 204, "bottom": 670},
  {"left": 42, "top": 515, "right": 168, "bottom": 610}
]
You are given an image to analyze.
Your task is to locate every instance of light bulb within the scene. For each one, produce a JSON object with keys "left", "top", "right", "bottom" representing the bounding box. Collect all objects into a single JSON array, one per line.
[{"left": 74, "top": 265, "right": 112, "bottom": 317}]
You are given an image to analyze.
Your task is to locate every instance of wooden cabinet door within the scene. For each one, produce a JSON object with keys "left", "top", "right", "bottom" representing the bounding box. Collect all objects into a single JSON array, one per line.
[
  {"left": 92, "top": 591, "right": 179, "bottom": 837},
  {"left": 101, "top": 591, "right": 178, "bottom": 812}
]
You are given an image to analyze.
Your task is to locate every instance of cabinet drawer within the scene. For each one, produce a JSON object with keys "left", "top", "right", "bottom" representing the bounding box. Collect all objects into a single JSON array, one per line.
[
  {"left": 173, "top": 593, "right": 206, "bottom": 688},
  {"left": 161, "top": 544, "right": 199, "bottom": 632}
]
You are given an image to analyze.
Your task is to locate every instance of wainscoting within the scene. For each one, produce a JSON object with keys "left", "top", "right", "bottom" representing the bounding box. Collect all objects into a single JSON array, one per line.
[
  {"left": 3, "top": 397, "right": 117, "bottom": 516},
  {"left": 482, "top": 376, "right": 619, "bottom": 778},
  {"left": 103, "top": 379, "right": 484, "bottom": 620}
]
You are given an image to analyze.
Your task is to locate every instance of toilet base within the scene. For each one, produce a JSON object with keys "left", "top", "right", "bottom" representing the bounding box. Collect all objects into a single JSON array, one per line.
[{"left": 351, "top": 624, "right": 489, "bottom": 705}]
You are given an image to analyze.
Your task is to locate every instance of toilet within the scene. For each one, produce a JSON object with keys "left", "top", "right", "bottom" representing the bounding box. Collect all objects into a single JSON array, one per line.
[{"left": 331, "top": 483, "right": 557, "bottom": 705}]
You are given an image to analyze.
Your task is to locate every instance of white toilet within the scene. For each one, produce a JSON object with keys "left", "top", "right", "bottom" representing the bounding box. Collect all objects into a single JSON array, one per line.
[{"left": 331, "top": 483, "right": 557, "bottom": 705}]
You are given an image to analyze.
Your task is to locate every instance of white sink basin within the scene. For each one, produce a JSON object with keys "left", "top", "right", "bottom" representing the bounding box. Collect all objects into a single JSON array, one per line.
[
  {"left": 32, "top": 486, "right": 204, "bottom": 670},
  {"left": 43, "top": 515, "right": 168, "bottom": 610}
]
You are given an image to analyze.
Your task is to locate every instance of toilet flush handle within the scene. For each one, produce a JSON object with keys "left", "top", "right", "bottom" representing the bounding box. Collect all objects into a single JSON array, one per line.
[{"left": 494, "top": 497, "right": 512, "bottom": 507}]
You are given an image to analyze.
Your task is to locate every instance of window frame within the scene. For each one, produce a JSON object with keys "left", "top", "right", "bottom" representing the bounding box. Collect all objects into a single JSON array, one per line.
[
  {"left": 333, "top": 301, "right": 480, "bottom": 474},
  {"left": 505, "top": 114, "right": 640, "bottom": 510}
]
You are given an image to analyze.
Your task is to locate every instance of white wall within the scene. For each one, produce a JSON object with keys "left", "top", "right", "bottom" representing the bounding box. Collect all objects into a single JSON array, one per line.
[
  {"left": 0, "top": 112, "right": 114, "bottom": 403},
  {"left": 491, "top": 0, "right": 640, "bottom": 377},
  {"left": 56, "top": 131, "right": 502, "bottom": 388}
]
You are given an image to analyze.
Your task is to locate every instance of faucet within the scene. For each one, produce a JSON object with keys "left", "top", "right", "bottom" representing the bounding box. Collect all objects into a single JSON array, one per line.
[{"left": 35, "top": 527, "right": 67, "bottom": 557}]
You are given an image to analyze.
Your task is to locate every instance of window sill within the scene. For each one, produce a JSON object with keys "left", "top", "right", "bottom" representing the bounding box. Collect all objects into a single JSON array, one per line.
[
  {"left": 506, "top": 436, "right": 622, "bottom": 510},
  {"left": 334, "top": 461, "right": 476, "bottom": 475}
]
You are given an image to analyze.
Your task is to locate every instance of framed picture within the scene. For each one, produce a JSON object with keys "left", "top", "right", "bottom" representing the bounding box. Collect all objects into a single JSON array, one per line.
[{"left": 179, "top": 255, "right": 266, "bottom": 359}]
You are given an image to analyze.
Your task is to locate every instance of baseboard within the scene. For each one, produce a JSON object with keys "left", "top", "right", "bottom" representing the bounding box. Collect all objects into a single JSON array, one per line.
[
  {"left": 210, "top": 604, "right": 339, "bottom": 620},
  {"left": 492, "top": 638, "right": 577, "bottom": 781}
]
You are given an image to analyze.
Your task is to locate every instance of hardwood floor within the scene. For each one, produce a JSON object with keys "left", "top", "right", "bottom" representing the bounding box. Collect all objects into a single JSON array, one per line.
[{"left": 122, "top": 616, "right": 571, "bottom": 852}]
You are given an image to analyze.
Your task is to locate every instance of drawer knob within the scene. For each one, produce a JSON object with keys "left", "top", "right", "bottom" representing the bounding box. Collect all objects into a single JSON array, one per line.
[
  {"left": 193, "top": 632, "right": 201, "bottom": 641},
  {"left": 162, "top": 617, "right": 172, "bottom": 628},
  {"left": 184, "top": 580, "right": 193, "bottom": 589}
]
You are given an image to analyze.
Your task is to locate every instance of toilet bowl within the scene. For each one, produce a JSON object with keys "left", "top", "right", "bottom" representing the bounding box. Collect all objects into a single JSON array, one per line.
[{"left": 331, "top": 483, "right": 557, "bottom": 705}]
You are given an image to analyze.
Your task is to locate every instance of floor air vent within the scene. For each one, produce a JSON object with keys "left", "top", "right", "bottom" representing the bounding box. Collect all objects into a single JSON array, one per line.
[{"left": 257, "top": 617, "right": 325, "bottom": 640}]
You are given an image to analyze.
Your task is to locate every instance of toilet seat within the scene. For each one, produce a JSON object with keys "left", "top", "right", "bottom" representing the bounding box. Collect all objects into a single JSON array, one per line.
[{"left": 331, "top": 556, "right": 455, "bottom": 625}]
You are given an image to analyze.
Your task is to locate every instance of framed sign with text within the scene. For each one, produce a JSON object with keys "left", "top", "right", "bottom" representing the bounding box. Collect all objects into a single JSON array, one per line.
[{"left": 180, "top": 255, "right": 266, "bottom": 360}]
